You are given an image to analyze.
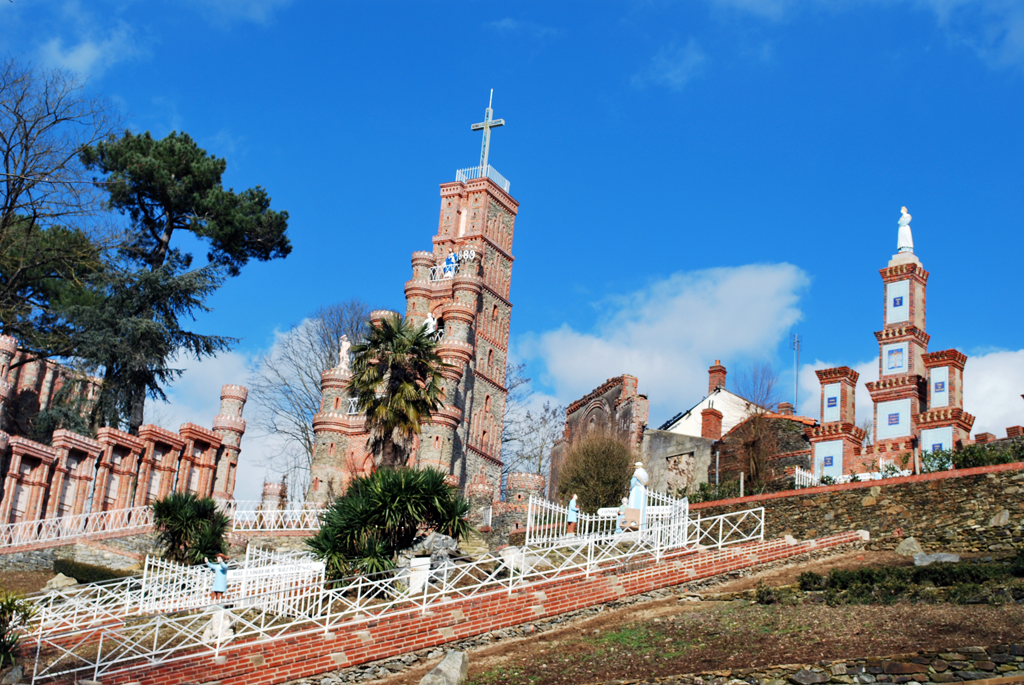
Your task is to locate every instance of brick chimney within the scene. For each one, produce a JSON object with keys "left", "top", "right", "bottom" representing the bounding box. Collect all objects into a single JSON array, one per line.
[
  {"left": 701, "top": 407, "right": 723, "bottom": 441},
  {"left": 778, "top": 402, "right": 794, "bottom": 416},
  {"left": 974, "top": 432, "right": 995, "bottom": 444},
  {"left": 1007, "top": 426, "right": 1023, "bottom": 439},
  {"left": 708, "top": 360, "right": 727, "bottom": 394}
]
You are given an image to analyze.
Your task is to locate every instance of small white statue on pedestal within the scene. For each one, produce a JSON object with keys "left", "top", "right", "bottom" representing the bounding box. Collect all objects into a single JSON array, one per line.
[
  {"left": 338, "top": 335, "right": 352, "bottom": 374},
  {"left": 897, "top": 206, "right": 914, "bottom": 254},
  {"left": 424, "top": 313, "right": 438, "bottom": 336}
]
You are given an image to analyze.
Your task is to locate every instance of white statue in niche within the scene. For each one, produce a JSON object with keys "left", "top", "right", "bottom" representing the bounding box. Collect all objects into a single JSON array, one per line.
[
  {"left": 897, "top": 206, "right": 914, "bottom": 254},
  {"left": 424, "top": 313, "right": 437, "bottom": 335},
  {"left": 338, "top": 335, "right": 352, "bottom": 373}
]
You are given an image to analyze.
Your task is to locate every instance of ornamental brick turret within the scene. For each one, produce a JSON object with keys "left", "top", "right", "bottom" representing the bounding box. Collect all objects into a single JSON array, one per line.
[
  {"left": 308, "top": 364, "right": 372, "bottom": 504},
  {"left": 211, "top": 384, "right": 248, "bottom": 501}
]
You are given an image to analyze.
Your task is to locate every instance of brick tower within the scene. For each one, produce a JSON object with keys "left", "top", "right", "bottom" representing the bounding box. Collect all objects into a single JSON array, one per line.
[
  {"left": 859, "top": 209, "right": 973, "bottom": 470},
  {"left": 806, "top": 367, "right": 866, "bottom": 478},
  {"left": 211, "top": 384, "right": 248, "bottom": 500}
]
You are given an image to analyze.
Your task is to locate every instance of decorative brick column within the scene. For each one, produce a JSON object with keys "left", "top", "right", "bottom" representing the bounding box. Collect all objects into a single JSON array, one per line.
[
  {"left": 212, "top": 384, "right": 248, "bottom": 501},
  {"left": 47, "top": 430, "right": 102, "bottom": 518},
  {"left": 807, "top": 366, "right": 866, "bottom": 476},
  {"left": 177, "top": 423, "right": 221, "bottom": 497},
  {"left": 93, "top": 427, "right": 146, "bottom": 512},
  {"left": 135, "top": 425, "right": 186, "bottom": 504}
]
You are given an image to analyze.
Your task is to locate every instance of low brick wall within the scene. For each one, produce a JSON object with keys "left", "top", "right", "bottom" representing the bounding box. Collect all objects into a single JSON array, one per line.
[
  {"left": 691, "top": 462, "right": 1024, "bottom": 554},
  {"left": 84, "top": 531, "right": 866, "bottom": 685}
]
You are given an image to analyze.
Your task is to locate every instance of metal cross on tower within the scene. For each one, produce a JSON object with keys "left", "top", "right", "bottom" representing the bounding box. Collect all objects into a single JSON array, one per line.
[{"left": 471, "top": 89, "right": 505, "bottom": 170}]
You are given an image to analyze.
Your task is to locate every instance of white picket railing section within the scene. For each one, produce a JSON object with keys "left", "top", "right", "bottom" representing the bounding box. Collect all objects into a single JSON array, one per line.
[
  {"left": 455, "top": 164, "right": 510, "bottom": 192},
  {"left": 25, "top": 503, "right": 764, "bottom": 685},
  {"left": 525, "top": 490, "right": 689, "bottom": 548},
  {"left": 793, "top": 466, "right": 914, "bottom": 489},
  {"left": 0, "top": 499, "right": 325, "bottom": 551}
]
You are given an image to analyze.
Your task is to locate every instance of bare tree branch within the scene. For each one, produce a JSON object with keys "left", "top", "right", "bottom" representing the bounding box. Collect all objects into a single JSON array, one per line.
[{"left": 246, "top": 300, "right": 371, "bottom": 499}]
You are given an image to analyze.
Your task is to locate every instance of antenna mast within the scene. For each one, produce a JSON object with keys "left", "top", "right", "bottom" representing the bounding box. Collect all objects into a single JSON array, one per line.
[{"left": 790, "top": 333, "right": 802, "bottom": 410}]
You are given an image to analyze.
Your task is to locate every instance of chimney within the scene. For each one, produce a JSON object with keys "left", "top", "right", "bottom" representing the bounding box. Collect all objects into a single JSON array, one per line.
[
  {"left": 974, "top": 432, "right": 995, "bottom": 444},
  {"left": 701, "top": 407, "right": 723, "bottom": 441},
  {"left": 708, "top": 360, "right": 727, "bottom": 394},
  {"left": 778, "top": 402, "right": 794, "bottom": 416},
  {"left": 1007, "top": 426, "right": 1023, "bottom": 439}
]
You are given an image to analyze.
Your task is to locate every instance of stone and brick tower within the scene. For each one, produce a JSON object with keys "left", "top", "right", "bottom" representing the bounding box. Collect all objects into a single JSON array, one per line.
[
  {"left": 806, "top": 366, "right": 866, "bottom": 478},
  {"left": 308, "top": 362, "right": 372, "bottom": 504},
  {"left": 211, "top": 384, "right": 248, "bottom": 500}
]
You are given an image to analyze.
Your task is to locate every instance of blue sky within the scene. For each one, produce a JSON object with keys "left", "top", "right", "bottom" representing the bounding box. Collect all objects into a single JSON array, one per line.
[{"left": 3, "top": 0, "right": 1022, "bottom": 499}]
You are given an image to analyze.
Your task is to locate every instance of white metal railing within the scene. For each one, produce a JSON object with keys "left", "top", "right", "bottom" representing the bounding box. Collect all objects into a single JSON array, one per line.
[
  {"left": 429, "top": 262, "right": 460, "bottom": 281},
  {"left": 0, "top": 505, "right": 153, "bottom": 549},
  {"left": 0, "top": 500, "right": 325, "bottom": 551},
  {"left": 455, "top": 164, "right": 510, "bottom": 192},
  {"left": 26, "top": 505, "right": 765, "bottom": 684},
  {"left": 525, "top": 490, "right": 689, "bottom": 548},
  {"left": 793, "top": 465, "right": 914, "bottom": 489}
]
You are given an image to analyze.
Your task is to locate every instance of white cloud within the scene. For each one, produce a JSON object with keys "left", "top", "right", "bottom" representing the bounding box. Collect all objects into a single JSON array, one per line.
[
  {"left": 487, "top": 18, "right": 559, "bottom": 39},
  {"left": 38, "top": 20, "right": 143, "bottom": 78},
  {"left": 797, "top": 348, "right": 1024, "bottom": 440},
  {"left": 183, "top": 0, "right": 295, "bottom": 25},
  {"left": 632, "top": 38, "right": 709, "bottom": 91},
  {"left": 520, "top": 263, "right": 809, "bottom": 418},
  {"left": 963, "top": 349, "right": 1024, "bottom": 437}
]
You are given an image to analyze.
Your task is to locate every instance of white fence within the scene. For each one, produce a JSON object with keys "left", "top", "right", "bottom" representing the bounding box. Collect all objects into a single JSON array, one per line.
[
  {"left": 525, "top": 489, "right": 689, "bottom": 548},
  {"left": 25, "top": 503, "right": 764, "bottom": 685},
  {"left": 0, "top": 499, "right": 325, "bottom": 551},
  {"left": 455, "top": 164, "right": 510, "bottom": 192},
  {"left": 793, "top": 465, "right": 914, "bottom": 489}
]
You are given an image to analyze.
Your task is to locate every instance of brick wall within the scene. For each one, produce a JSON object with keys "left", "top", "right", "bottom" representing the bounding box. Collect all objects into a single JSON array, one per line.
[
  {"left": 691, "top": 462, "right": 1024, "bottom": 553},
  {"left": 89, "top": 531, "right": 865, "bottom": 685}
]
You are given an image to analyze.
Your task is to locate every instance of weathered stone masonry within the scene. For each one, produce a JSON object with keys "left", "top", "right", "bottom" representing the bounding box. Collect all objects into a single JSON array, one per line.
[{"left": 691, "top": 460, "right": 1024, "bottom": 554}]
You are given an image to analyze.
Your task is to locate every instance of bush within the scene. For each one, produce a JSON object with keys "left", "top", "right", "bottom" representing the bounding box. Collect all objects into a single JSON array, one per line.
[
  {"left": 151, "top": 492, "right": 230, "bottom": 564},
  {"left": 307, "top": 467, "right": 471, "bottom": 579},
  {"left": 52, "top": 559, "right": 136, "bottom": 584},
  {"left": 556, "top": 432, "right": 633, "bottom": 513},
  {"left": 798, "top": 571, "right": 827, "bottom": 591},
  {"left": 754, "top": 581, "right": 776, "bottom": 604},
  {"left": 0, "top": 591, "right": 34, "bottom": 668}
]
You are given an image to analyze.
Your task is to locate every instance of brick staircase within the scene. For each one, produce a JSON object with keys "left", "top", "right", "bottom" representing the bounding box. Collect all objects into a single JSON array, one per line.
[{"left": 459, "top": 529, "right": 490, "bottom": 558}]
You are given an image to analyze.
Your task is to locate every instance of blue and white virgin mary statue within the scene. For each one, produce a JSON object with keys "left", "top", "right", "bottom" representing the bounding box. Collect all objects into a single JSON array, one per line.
[{"left": 628, "top": 461, "right": 648, "bottom": 529}]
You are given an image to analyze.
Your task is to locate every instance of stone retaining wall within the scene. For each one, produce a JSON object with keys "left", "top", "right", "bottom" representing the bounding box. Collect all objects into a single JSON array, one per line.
[{"left": 691, "top": 463, "right": 1024, "bottom": 554}]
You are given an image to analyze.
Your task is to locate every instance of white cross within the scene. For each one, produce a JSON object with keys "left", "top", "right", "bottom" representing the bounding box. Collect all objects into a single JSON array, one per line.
[{"left": 470, "top": 89, "right": 505, "bottom": 171}]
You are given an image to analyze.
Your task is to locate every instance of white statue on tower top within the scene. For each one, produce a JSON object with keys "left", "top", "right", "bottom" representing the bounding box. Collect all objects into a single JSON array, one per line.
[
  {"left": 338, "top": 335, "right": 352, "bottom": 374},
  {"left": 897, "top": 206, "right": 914, "bottom": 254}
]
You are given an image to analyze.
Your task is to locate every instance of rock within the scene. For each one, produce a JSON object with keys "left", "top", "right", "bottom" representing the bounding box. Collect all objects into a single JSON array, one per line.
[
  {"left": 1010, "top": 645, "right": 1024, "bottom": 656},
  {"left": 883, "top": 663, "right": 927, "bottom": 675},
  {"left": 990, "top": 655, "right": 1016, "bottom": 664},
  {"left": 861, "top": 497, "right": 877, "bottom": 507},
  {"left": 420, "top": 651, "right": 469, "bottom": 685},
  {"left": 788, "top": 670, "right": 830, "bottom": 685},
  {"left": 953, "top": 671, "right": 987, "bottom": 680},
  {"left": 959, "top": 647, "right": 988, "bottom": 655},
  {"left": 894, "top": 538, "right": 923, "bottom": 557},
  {"left": 0, "top": 665, "right": 23, "bottom": 684},
  {"left": 831, "top": 664, "right": 848, "bottom": 676},
  {"left": 989, "top": 509, "right": 1011, "bottom": 526},
  {"left": 938, "top": 654, "right": 966, "bottom": 661},
  {"left": 42, "top": 572, "right": 78, "bottom": 591},
  {"left": 974, "top": 661, "right": 996, "bottom": 671},
  {"left": 930, "top": 674, "right": 957, "bottom": 683},
  {"left": 201, "top": 609, "right": 235, "bottom": 643},
  {"left": 497, "top": 547, "right": 553, "bottom": 572},
  {"left": 913, "top": 553, "right": 960, "bottom": 566},
  {"left": 930, "top": 659, "right": 948, "bottom": 672}
]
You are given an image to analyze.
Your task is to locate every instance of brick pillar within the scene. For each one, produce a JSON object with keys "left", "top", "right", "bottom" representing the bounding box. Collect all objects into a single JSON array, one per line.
[
  {"left": 778, "top": 402, "right": 794, "bottom": 416},
  {"left": 0, "top": 431, "right": 12, "bottom": 522},
  {"left": 212, "top": 384, "right": 248, "bottom": 500},
  {"left": 708, "top": 360, "right": 727, "bottom": 394},
  {"left": 1007, "top": 426, "right": 1023, "bottom": 439},
  {"left": 701, "top": 407, "right": 723, "bottom": 440}
]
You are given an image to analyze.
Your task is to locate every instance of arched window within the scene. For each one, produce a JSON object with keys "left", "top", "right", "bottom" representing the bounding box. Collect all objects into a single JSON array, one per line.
[
  {"left": 481, "top": 430, "right": 488, "bottom": 446},
  {"left": 434, "top": 435, "right": 441, "bottom": 450},
  {"left": 492, "top": 304, "right": 499, "bottom": 320},
  {"left": 487, "top": 349, "right": 494, "bottom": 369},
  {"left": 484, "top": 395, "right": 491, "bottom": 413},
  {"left": 328, "top": 442, "right": 335, "bottom": 457},
  {"left": 333, "top": 397, "right": 340, "bottom": 411}
]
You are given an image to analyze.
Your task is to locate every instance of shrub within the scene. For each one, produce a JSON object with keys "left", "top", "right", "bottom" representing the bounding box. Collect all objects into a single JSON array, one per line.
[
  {"left": 0, "top": 591, "right": 35, "bottom": 668},
  {"left": 921, "top": 448, "right": 954, "bottom": 473},
  {"left": 754, "top": 581, "right": 776, "bottom": 605},
  {"left": 52, "top": 559, "right": 136, "bottom": 584},
  {"left": 798, "top": 571, "right": 827, "bottom": 591},
  {"left": 151, "top": 492, "right": 230, "bottom": 564},
  {"left": 556, "top": 432, "right": 633, "bottom": 513},
  {"left": 307, "top": 467, "right": 471, "bottom": 579},
  {"left": 947, "top": 582, "right": 985, "bottom": 604}
]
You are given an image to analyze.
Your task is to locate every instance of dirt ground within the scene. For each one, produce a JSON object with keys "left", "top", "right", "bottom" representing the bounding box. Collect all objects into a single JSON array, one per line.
[
  {"left": 0, "top": 570, "right": 53, "bottom": 595},
  {"left": 377, "top": 551, "right": 1023, "bottom": 685}
]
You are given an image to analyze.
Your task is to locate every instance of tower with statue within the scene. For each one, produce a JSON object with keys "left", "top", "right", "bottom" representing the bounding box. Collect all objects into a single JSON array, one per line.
[
  {"left": 807, "top": 207, "right": 975, "bottom": 477},
  {"left": 308, "top": 94, "right": 541, "bottom": 510}
]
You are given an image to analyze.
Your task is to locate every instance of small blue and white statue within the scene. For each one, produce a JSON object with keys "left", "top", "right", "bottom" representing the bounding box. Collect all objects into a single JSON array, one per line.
[
  {"left": 443, "top": 250, "right": 459, "bottom": 278},
  {"left": 628, "top": 461, "right": 648, "bottom": 529}
]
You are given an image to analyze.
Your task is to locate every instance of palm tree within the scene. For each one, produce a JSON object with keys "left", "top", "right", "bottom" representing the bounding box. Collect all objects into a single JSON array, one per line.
[
  {"left": 151, "top": 492, "right": 230, "bottom": 564},
  {"left": 348, "top": 314, "right": 448, "bottom": 467}
]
